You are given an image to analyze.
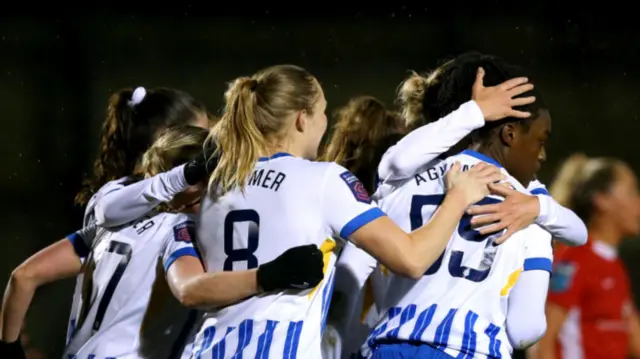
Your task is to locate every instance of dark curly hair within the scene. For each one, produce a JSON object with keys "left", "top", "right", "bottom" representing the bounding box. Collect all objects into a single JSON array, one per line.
[{"left": 398, "top": 51, "right": 546, "bottom": 140}]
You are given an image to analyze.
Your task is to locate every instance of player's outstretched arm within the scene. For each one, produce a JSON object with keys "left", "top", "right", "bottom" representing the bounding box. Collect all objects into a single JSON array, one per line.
[
  {"left": 467, "top": 182, "right": 588, "bottom": 246},
  {"left": 1, "top": 239, "right": 82, "bottom": 343},
  {"left": 377, "top": 68, "right": 534, "bottom": 183},
  {"left": 377, "top": 100, "right": 484, "bottom": 183},
  {"left": 347, "top": 163, "right": 503, "bottom": 279},
  {"left": 165, "top": 245, "right": 324, "bottom": 309},
  {"left": 93, "top": 165, "right": 190, "bottom": 228},
  {"left": 94, "top": 148, "right": 217, "bottom": 228}
]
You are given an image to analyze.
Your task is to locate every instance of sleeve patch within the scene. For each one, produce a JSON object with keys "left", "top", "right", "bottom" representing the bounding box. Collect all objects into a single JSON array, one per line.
[
  {"left": 173, "top": 221, "right": 196, "bottom": 243},
  {"left": 339, "top": 171, "right": 371, "bottom": 204},
  {"left": 550, "top": 262, "right": 576, "bottom": 293}
]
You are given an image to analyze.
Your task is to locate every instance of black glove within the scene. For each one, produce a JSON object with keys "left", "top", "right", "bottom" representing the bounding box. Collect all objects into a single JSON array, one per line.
[
  {"left": 257, "top": 244, "right": 325, "bottom": 292},
  {"left": 0, "top": 339, "right": 26, "bottom": 359},
  {"left": 184, "top": 142, "right": 219, "bottom": 185}
]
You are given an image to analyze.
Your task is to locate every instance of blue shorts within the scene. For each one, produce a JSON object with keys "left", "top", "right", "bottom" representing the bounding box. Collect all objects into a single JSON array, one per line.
[{"left": 372, "top": 343, "right": 455, "bottom": 359}]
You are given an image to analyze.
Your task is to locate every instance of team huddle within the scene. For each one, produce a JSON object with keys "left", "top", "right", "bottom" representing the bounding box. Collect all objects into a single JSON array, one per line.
[{"left": 0, "top": 52, "right": 589, "bottom": 359}]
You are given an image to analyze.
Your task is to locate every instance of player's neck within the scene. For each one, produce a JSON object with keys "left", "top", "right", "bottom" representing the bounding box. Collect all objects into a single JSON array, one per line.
[
  {"left": 588, "top": 217, "right": 623, "bottom": 247},
  {"left": 269, "top": 142, "right": 305, "bottom": 159},
  {"left": 468, "top": 142, "right": 507, "bottom": 168}
]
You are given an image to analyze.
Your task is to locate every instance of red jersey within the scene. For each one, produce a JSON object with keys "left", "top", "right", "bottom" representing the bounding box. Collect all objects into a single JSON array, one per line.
[{"left": 548, "top": 240, "right": 632, "bottom": 359}]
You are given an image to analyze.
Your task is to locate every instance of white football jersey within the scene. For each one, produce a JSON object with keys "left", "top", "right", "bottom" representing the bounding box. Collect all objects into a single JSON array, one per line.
[
  {"left": 64, "top": 210, "right": 200, "bottom": 359},
  {"left": 193, "top": 153, "right": 384, "bottom": 359},
  {"left": 363, "top": 150, "right": 553, "bottom": 359}
]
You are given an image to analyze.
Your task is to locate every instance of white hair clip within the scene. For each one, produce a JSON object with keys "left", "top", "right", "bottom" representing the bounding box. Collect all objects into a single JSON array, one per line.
[{"left": 128, "top": 86, "right": 147, "bottom": 107}]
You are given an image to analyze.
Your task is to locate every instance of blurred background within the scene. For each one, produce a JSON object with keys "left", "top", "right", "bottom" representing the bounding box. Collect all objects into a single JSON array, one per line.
[{"left": 1, "top": 5, "right": 639, "bottom": 357}]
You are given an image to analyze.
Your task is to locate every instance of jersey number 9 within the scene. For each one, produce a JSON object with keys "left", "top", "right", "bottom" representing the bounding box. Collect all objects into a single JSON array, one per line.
[
  {"left": 223, "top": 209, "right": 260, "bottom": 271},
  {"left": 410, "top": 195, "right": 501, "bottom": 282}
]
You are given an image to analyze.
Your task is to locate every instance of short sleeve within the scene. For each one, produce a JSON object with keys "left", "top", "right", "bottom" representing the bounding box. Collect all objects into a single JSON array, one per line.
[
  {"left": 67, "top": 224, "right": 98, "bottom": 258},
  {"left": 161, "top": 219, "right": 200, "bottom": 272},
  {"left": 321, "top": 164, "right": 386, "bottom": 240},
  {"left": 522, "top": 224, "right": 553, "bottom": 273},
  {"left": 547, "top": 258, "right": 583, "bottom": 309}
]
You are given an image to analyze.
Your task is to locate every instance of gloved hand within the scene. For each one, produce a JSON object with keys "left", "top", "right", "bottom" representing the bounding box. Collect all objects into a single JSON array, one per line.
[
  {"left": 257, "top": 244, "right": 325, "bottom": 292},
  {"left": 184, "top": 142, "right": 219, "bottom": 185},
  {"left": 0, "top": 338, "right": 26, "bottom": 359}
]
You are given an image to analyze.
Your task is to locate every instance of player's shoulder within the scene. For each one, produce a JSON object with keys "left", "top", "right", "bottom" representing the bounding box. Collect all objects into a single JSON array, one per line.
[
  {"left": 83, "top": 177, "right": 129, "bottom": 226},
  {"left": 295, "top": 160, "right": 353, "bottom": 184},
  {"left": 155, "top": 212, "right": 197, "bottom": 244},
  {"left": 447, "top": 150, "right": 527, "bottom": 194},
  {"left": 155, "top": 212, "right": 196, "bottom": 228},
  {"left": 527, "top": 178, "right": 550, "bottom": 196},
  {"left": 267, "top": 156, "right": 342, "bottom": 181},
  {"left": 86, "top": 177, "right": 129, "bottom": 211}
]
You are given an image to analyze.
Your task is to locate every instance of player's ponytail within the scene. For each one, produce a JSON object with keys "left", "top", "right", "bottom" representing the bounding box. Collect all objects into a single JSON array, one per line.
[
  {"left": 397, "top": 72, "right": 428, "bottom": 129},
  {"left": 75, "top": 89, "right": 136, "bottom": 205},
  {"left": 550, "top": 153, "right": 624, "bottom": 223},
  {"left": 209, "top": 65, "right": 321, "bottom": 193},
  {"left": 75, "top": 86, "right": 207, "bottom": 206},
  {"left": 209, "top": 76, "right": 267, "bottom": 193}
]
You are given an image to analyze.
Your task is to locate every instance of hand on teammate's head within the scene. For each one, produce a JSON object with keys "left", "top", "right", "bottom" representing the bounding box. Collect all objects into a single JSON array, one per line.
[{"left": 472, "top": 67, "right": 536, "bottom": 122}]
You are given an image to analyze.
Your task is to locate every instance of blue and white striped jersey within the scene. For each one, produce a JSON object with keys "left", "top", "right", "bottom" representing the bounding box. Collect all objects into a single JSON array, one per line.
[
  {"left": 65, "top": 207, "right": 200, "bottom": 359},
  {"left": 192, "top": 153, "right": 384, "bottom": 359},
  {"left": 363, "top": 150, "right": 553, "bottom": 359}
]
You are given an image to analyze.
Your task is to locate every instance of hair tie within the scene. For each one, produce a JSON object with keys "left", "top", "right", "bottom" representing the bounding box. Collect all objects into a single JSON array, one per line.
[{"left": 128, "top": 86, "right": 147, "bottom": 107}]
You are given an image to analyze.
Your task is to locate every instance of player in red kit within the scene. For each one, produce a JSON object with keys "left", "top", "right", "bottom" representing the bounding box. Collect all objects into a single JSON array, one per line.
[{"left": 533, "top": 154, "right": 640, "bottom": 359}]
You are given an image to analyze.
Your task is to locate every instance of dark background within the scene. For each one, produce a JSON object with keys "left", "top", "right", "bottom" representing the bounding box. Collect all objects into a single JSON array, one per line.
[{"left": 1, "top": 5, "right": 639, "bottom": 357}]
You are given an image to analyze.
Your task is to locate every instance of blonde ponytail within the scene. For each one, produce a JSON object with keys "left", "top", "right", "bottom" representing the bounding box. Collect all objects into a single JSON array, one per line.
[
  {"left": 208, "top": 65, "right": 322, "bottom": 194},
  {"left": 549, "top": 153, "right": 589, "bottom": 207},
  {"left": 210, "top": 77, "right": 268, "bottom": 193},
  {"left": 397, "top": 72, "right": 428, "bottom": 128}
]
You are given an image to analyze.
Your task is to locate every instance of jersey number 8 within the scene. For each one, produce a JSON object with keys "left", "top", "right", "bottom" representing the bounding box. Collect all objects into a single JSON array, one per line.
[
  {"left": 410, "top": 194, "right": 501, "bottom": 282},
  {"left": 223, "top": 209, "right": 260, "bottom": 271}
]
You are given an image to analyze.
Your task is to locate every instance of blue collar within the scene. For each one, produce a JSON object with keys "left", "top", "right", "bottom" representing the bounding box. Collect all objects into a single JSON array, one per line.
[
  {"left": 460, "top": 149, "right": 503, "bottom": 168},
  {"left": 258, "top": 152, "right": 293, "bottom": 162}
]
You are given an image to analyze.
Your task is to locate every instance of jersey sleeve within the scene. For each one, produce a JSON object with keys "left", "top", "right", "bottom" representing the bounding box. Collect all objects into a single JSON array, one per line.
[
  {"left": 161, "top": 218, "right": 200, "bottom": 272},
  {"left": 377, "top": 100, "right": 484, "bottom": 183},
  {"left": 521, "top": 224, "right": 554, "bottom": 273},
  {"left": 67, "top": 224, "right": 98, "bottom": 258},
  {"left": 533, "top": 191, "right": 588, "bottom": 247},
  {"left": 94, "top": 165, "right": 190, "bottom": 228},
  {"left": 321, "top": 163, "right": 386, "bottom": 240},
  {"left": 546, "top": 254, "right": 583, "bottom": 309},
  {"left": 505, "top": 270, "right": 550, "bottom": 348}
]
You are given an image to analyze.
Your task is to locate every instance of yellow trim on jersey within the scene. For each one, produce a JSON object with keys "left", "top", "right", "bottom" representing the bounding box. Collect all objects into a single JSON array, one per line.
[
  {"left": 379, "top": 264, "right": 389, "bottom": 276},
  {"left": 360, "top": 278, "right": 375, "bottom": 323},
  {"left": 500, "top": 268, "right": 522, "bottom": 296},
  {"left": 309, "top": 238, "right": 336, "bottom": 299}
]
